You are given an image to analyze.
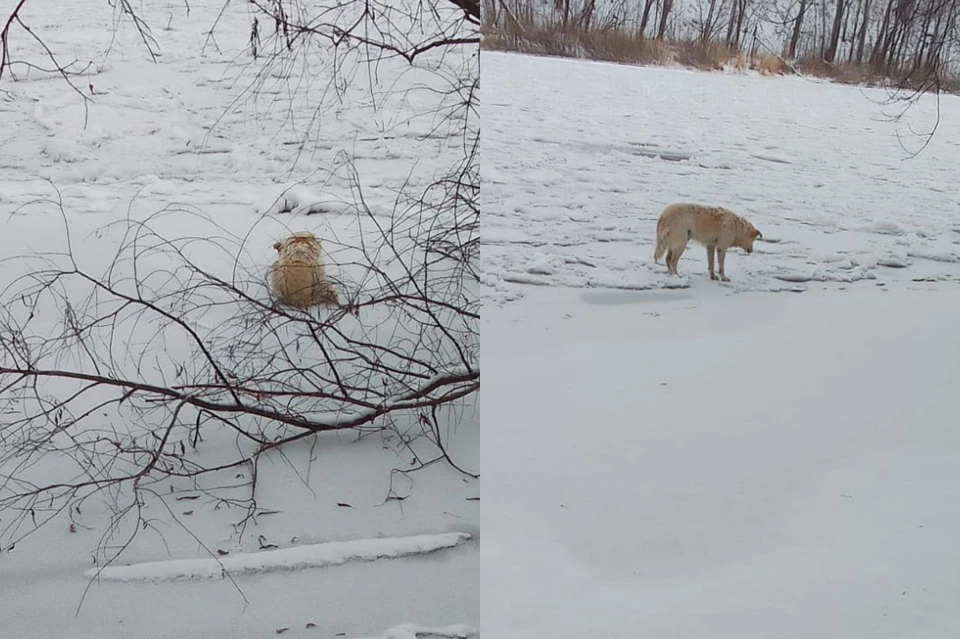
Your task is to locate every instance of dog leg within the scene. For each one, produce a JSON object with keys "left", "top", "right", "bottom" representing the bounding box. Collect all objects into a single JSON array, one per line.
[
  {"left": 717, "top": 248, "right": 730, "bottom": 282},
  {"left": 665, "top": 249, "right": 675, "bottom": 275},
  {"left": 671, "top": 243, "right": 686, "bottom": 276},
  {"left": 667, "top": 251, "right": 679, "bottom": 275},
  {"left": 706, "top": 245, "right": 717, "bottom": 280}
]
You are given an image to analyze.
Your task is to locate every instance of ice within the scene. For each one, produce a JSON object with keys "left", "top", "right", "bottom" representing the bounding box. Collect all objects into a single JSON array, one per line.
[
  {"left": 482, "top": 51, "right": 960, "bottom": 639},
  {"left": 0, "top": 1, "right": 477, "bottom": 637}
]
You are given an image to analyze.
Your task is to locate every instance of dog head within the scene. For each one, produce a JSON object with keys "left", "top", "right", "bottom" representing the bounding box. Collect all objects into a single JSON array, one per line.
[
  {"left": 741, "top": 226, "right": 762, "bottom": 254},
  {"left": 274, "top": 231, "right": 321, "bottom": 258}
]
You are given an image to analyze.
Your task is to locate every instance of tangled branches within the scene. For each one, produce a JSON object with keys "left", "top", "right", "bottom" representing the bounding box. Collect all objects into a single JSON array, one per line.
[
  {"left": 0, "top": 175, "right": 479, "bottom": 557},
  {"left": 245, "top": 0, "right": 478, "bottom": 64},
  {"left": 0, "top": 0, "right": 479, "bottom": 578}
]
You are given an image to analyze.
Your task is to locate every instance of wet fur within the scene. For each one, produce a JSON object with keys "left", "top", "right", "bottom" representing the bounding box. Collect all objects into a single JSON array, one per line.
[
  {"left": 269, "top": 232, "right": 339, "bottom": 308},
  {"left": 653, "top": 203, "right": 762, "bottom": 281}
]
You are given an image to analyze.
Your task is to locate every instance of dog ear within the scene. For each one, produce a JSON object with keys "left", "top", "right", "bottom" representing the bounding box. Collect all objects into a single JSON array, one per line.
[{"left": 273, "top": 242, "right": 282, "bottom": 251}]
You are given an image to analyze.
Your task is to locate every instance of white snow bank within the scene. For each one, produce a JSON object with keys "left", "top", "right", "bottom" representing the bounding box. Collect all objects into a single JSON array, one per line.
[
  {"left": 83, "top": 532, "right": 471, "bottom": 583},
  {"left": 354, "top": 623, "right": 479, "bottom": 639},
  {"left": 260, "top": 185, "right": 356, "bottom": 216}
]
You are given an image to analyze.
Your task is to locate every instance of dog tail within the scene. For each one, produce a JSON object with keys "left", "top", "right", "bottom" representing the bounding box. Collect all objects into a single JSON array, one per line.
[{"left": 653, "top": 221, "right": 667, "bottom": 264}]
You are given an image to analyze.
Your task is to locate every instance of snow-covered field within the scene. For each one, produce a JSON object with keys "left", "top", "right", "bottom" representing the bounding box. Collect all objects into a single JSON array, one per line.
[
  {"left": 1, "top": 2, "right": 477, "bottom": 638},
  {"left": 481, "top": 52, "right": 960, "bottom": 300},
  {"left": 481, "top": 51, "right": 960, "bottom": 637}
]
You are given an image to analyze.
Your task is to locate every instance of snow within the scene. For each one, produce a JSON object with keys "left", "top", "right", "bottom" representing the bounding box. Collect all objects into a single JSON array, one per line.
[
  {"left": 481, "top": 51, "right": 960, "bottom": 638},
  {"left": 84, "top": 533, "right": 471, "bottom": 583},
  {"left": 0, "top": 1, "right": 477, "bottom": 637},
  {"left": 484, "top": 285, "right": 960, "bottom": 639}
]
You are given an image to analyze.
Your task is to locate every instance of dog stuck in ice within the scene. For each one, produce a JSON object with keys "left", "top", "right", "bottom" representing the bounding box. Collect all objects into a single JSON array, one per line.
[
  {"left": 653, "top": 203, "right": 762, "bottom": 281},
  {"left": 269, "top": 231, "right": 339, "bottom": 308}
]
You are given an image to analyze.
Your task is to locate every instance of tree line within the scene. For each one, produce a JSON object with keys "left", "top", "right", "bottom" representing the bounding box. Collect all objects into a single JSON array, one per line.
[{"left": 484, "top": 0, "right": 959, "bottom": 80}]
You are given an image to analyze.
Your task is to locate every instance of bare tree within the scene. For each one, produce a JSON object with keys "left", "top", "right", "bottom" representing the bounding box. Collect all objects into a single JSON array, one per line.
[
  {"left": 658, "top": 0, "right": 676, "bottom": 38},
  {"left": 640, "top": 0, "right": 659, "bottom": 36},
  {"left": 855, "top": 0, "right": 873, "bottom": 62},
  {"left": 787, "top": 0, "right": 810, "bottom": 58},
  {"left": 696, "top": 0, "right": 724, "bottom": 42},
  {"left": 826, "top": 0, "right": 851, "bottom": 61},
  {"left": 726, "top": 0, "right": 750, "bottom": 48}
]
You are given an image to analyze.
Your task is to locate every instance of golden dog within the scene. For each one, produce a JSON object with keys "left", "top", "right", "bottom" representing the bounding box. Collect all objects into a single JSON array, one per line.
[
  {"left": 269, "top": 231, "right": 339, "bottom": 308},
  {"left": 653, "top": 203, "right": 762, "bottom": 281}
]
